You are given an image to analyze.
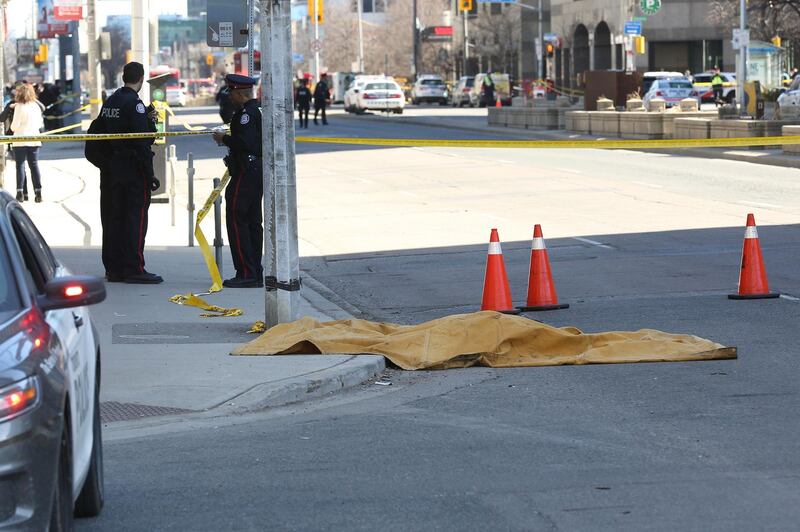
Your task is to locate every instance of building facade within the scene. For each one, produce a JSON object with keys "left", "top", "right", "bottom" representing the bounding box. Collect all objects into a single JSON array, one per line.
[{"left": 550, "top": 0, "right": 734, "bottom": 88}]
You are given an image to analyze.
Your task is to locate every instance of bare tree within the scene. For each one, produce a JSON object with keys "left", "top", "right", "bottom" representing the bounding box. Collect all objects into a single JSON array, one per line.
[
  {"left": 708, "top": 0, "right": 800, "bottom": 43},
  {"left": 469, "top": 5, "right": 520, "bottom": 76}
]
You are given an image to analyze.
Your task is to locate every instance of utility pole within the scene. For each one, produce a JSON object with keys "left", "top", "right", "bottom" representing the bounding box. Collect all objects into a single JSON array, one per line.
[
  {"left": 87, "top": 0, "right": 101, "bottom": 118},
  {"left": 538, "top": 0, "right": 543, "bottom": 80},
  {"left": 737, "top": 0, "right": 747, "bottom": 115},
  {"left": 463, "top": 8, "right": 469, "bottom": 75},
  {"left": 412, "top": 0, "right": 418, "bottom": 79},
  {"left": 247, "top": 0, "right": 255, "bottom": 74},
  {"left": 313, "top": 0, "right": 320, "bottom": 80},
  {"left": 131, "top": 0, "right": 150, "bottom": 102},
  {"left": 261, "top": 0, "right": 300, "bottom": 325},
  {"left": 0, "top": 0, "right": 7, "bottom": 182},
  {"left": 357, "top": 0, "right": 365, "bottom": 72}
]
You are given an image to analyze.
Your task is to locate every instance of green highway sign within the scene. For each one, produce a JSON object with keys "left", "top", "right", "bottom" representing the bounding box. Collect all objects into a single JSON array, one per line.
[{"left": 639, "top": 0, "right": 661, "bottom": 16}]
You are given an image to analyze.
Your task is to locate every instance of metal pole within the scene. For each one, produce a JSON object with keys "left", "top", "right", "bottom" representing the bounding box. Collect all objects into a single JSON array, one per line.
[
  {"left": 248, "top": 0, "right": 255, "bottom": 74},
  {"left": 314, "top": 0, "right": 320, "bottom": 81},
  {"left": 538, "top": 0, "right": 544, "bottom": 80},
  {"left": 169, "top": 144, "right": 176, "bottom": 226},
  {"left": 357, "top": 0, "right": 365, "bottom": 72},
  {"left": 213, "top": 177, "right": 223, "bottom": 274},
  {"left": 87, "top": 0, "right": 101, "bottom": 118},
  {"left": 737, "top": 0, "right": 746, "bottom": 115},
  {"left": 187, "top": 153, "right": 195, "bottom": 247},
  {"left": 0, "top": 0, "right": 7, "bottom": 184},
  {"left": 262, "top": 0, "right": 300, "bottom": 325},
  {"left": 412, "top": 0, "right": 418, "bottom": 79},
  {"left": 463, "top": 10, "right": 469, "bottom": 74},
  {"left": 131, "top": 0, "right": 150, "bottom": 102}
]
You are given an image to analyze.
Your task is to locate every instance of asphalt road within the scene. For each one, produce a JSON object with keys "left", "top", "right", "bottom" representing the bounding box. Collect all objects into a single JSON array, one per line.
[{"left": 77, "top": 107, "right": 800, "bottom": 531}]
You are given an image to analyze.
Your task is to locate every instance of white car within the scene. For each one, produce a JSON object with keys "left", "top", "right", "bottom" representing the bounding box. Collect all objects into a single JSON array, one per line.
[
  {"left": 166, "top": 85, "right": 187, "bottom": 107},
  {"left": 692, "top": 71, "right": 737, "bottom": 104},
  {"left": 411, "top": 75, "right": 449, "bottom": 105},
  {"left": 351, "top": 80, "right": 405, "bottom": 114},
  {"left": 343, "top": 76, "right": 387, "bottom": 112},
  {"left": 0, "top": 192, "right": 106, "bottom": 529},
  {"left": 643, "top": 78, "right": 700, "bottom": 109},
  {"left": 777, "top": 76, "right": 800, "bottom": 114}
]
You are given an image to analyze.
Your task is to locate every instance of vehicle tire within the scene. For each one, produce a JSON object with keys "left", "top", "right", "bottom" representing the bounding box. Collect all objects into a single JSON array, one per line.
[
  {"left": 49, "top": 410, "right": 74, "bottom": 532},
  {"left": 75, "top": 361, "right": 104, "bottom": 518}
]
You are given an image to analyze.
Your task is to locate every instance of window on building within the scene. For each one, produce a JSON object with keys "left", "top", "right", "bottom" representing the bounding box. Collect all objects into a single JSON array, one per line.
[
  {"left": 352, "top": 0, "right": 387, "bottom": 13},
  {"left": 490, "top": 3, "right": 502, "bottom": 15}
]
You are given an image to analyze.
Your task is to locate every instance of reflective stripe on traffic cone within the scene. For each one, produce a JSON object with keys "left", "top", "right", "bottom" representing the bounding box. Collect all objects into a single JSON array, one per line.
[
  {"left": 728, "top": 213, "right": 779, "bottom": 300},
  {"left": 481, "top": 229, "right": 520, "bottom": 314},
  {"left": 518, "top": 225, "right": 569, "bottom": 312}
]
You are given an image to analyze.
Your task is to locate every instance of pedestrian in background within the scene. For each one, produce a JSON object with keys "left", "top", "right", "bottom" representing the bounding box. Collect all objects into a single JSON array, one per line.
[
  {"left": 295, "top": 78, "right": 312, "bottom": 129},
  {"left": 10, "top": 83, "right": 44, "bottom": 203},
  {"left": 482, "top": 72, "right": 495, "bottom": 107},
  {"left": 711, "top": 69, "right": 724, "bottom": 107},
  {"left": 96, "top": 61, "right": 163, "bottom": 284},
  {"left": 212, "top": 74, "right": 264, "bottom": 288},
  {"left": 313, "top": 73, "right": 330, "bottom": 125}
]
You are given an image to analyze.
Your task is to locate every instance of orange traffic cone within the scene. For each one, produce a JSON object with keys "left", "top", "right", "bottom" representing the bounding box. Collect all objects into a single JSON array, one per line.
[
  {"left": 481, "top": 229, "right": 520, "bottom": 314},
  {"left": 518, "top": 225, "right": 569, "bottom": 312},
  {"left": 729, "top": 214, "right": 779, "bottom": 300},
  {"left": 495, "top": 98, "right": 502, "bottom": 108}
]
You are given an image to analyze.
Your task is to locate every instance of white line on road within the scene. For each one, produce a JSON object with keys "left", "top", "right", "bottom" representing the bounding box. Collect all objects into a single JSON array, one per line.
[
  {"left": 738, "top": 200, "right": 784, "bottom": 209},
  {"left": 555, "top": 168, "right": 582, "bottom": 175},
  {"left": 573, "top": 237, "right": 614, "bottom": 249},
  {"left": 632, "top": 181, "right": 663, "bottom": 189},
  {"left": 780, "top": 294, "right": 800, "bottom": 302}
]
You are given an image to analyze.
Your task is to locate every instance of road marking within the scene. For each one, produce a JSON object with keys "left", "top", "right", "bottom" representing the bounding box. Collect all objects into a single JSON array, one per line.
[
  {"left": 573, "top": 237, "right": 614, "bottom": 249},
  {"left": 738, "top": 200, "right": 783, "bottom": 209},
  {"left": 780, "top": 294, "right": 800, "bottom": 302},
  {"left": 117, "top": 334, "right": 192, "bottom": 340},
  {"left": 632, "top": 180, "right": 663, "bottom": 189}
]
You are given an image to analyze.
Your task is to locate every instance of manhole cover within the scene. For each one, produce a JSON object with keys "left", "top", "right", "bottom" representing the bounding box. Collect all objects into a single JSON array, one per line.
[{"left": 100, "top": 401, "right": 195, "bottom": 423}]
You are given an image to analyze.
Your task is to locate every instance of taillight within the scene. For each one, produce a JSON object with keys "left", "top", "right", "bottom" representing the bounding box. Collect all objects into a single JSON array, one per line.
[
  {"left": 655, "top": 91, "right": 663, "bottom": 96},
  {"left": 388, "top": 93, "right": 402, "bottom": 99},
  {"left": 0, "top": 376, "right": 39, "bottom": 422},
  {"left": 362, "top": 93, "right": 376, "bottom": 99}
]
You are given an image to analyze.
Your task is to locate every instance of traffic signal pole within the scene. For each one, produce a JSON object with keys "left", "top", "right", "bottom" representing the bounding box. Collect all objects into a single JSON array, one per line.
[{"left": 87, "top": 0, "right": 101, "bottom": 118}]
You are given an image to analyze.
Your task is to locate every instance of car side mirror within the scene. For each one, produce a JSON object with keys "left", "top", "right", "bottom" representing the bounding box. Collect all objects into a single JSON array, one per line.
[{"left": 38, "top": 275, "right": 107, "bottom": 312}]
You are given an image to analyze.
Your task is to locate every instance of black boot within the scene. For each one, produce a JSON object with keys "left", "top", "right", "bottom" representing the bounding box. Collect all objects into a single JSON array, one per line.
[
  {"left": 124, "top": 271, "right": 164, "bottom": 284},
  {"left": 15, "top": 191, "right": 23, "bottom": 202}
]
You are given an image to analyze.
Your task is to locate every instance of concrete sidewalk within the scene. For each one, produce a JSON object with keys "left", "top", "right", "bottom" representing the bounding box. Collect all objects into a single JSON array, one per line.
[{"left": 1, "top": 155, "right": 384, "bottom": 424}]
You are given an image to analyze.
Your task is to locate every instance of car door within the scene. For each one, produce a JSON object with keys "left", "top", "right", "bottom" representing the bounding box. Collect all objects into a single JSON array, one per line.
[{"left": 8, "top": 207, "right": 95, "bottom": 494}]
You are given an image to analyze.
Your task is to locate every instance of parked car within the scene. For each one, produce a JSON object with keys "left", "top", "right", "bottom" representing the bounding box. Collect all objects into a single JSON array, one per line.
[
  {"left": 641, "top": 71, "right": 684, "bottom": 96},
  {"left": 411, "top": 75, "right": 449, "bottom": 105},
  {"left": 0, "top": 191, "right": 106, "bottom": 529},
  {"left": 470, "top": 73, "right": 511, "bottom": 107},
  {"left": 166, "top": 84, "right": 187, "bottom": 107},
  {"left": 692, "top": 71, "right": 737, "bottom": 103},
  {"left": 343, "top": 75, "right": 392, "bottom": 112},
  {"left": 351, "top": 79, "right": 405, "bottom": 114},
  {"left": 777, "top": 76, "right": 800, "bottom": 115},
  {"left": 643, "top": 77, "right": 701, "bottom": 109},
  {"left": 451, "top": 76, "right": 475, "bottom": 107}
]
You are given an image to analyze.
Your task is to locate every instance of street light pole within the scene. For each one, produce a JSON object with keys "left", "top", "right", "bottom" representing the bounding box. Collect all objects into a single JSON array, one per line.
[
  {"left": 357, "top": 0, "right": 365, "bottom": 72},
  {"left": 0, "top": 0, "right": 7, "bottom": 183},
  {"left": 737, "top": 0, "right": 747, "bottom": 115},
  {"left": 131, "top": 0, "right": 150, "bottom": 102},
  {"left": 538, "top": 0, "right": 544, "bottom": 80},
  {"left": 87, "top": 0, "right": 101, "bottom": 118},
  {"left": 412, "top": 0, "right": 418, "bottom": 79},
  {"left": 314, "top": 0, "right": 320, "bottom": 80}
]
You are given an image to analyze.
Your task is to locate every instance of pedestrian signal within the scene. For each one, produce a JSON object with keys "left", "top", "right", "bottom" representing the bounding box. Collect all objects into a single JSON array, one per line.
[
  {"left": 545, "top": 43, "right": 554, "bottom": 56},
  {"left": 459, "top": 0, "right": 473, "bottom": 11},
  {"left": 34, "top": 44, "right": 48, "bottom": 65}
]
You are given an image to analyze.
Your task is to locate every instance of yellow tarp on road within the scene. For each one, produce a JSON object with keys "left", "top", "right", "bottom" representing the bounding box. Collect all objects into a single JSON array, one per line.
[{"left": 232, "top": 311, "right": 736, "bottom": 370}]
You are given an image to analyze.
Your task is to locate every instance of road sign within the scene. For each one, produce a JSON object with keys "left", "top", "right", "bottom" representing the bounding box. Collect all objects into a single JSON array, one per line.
[
  {"left": 633, "top": 16, "right": 647, "bottom": 22},
  {"left": 292, "top": 53, "right": 305, "bottom": 63},
  {"left": 206, "top": 0, "right": 248, "bottom": 47},
  {"left": 624, "top": 22, "right": 642, "bottom": 36},
  {"left": 732, "top": 28, "right": 750, "bottom": 50},
  {"left": 310, "top": 39, "right": 322, "bottom": 52},
  {"left": 421, "top": 26, "right": 453, "bottom": 43},
  {"left": 544, "top": 33, "right": 558, "bottom": 43},
  {"left": 639, "top": 0, "right": 661, "bottom": 16}
]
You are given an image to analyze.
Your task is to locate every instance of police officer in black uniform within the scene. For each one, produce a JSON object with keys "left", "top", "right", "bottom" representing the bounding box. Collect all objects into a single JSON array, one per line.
[
  {"left": 295, "top": 78, "right": 312, "bottom": 129},
  {"left": 212, "top": 74, "right": 264, "bottom": 288},
  {"left": 97, "top": 62, "right": 163, "bottom": 284}
]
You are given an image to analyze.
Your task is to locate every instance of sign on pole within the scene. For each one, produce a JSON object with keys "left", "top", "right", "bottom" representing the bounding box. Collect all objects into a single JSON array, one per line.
[
  {"left": 639, "top": 0, "right": 661, "bottom": 16},
  {"left": 543, "top": 33, "right": 558, "bottom": 43},
  {"left": 53, "top": 0, "right": 83, "bottom": 21},
  {"left": 37, "top": 0, "right": 69, "bottom": 38},
  {"left": 207, "top": 0, "right": 248, "bottom": 47},
  {"left": 732, "top": 28, "right": 750, "bottom": 50},
  {"left": 624, "top": 21, "right": 642, "bottom": 36}
]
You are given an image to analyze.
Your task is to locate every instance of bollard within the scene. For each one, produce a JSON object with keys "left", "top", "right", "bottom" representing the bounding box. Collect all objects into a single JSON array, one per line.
[
  {"left": 187, "top": 153, "right": 195, "bottom": 247},
  {"left": 169, "top": 145, "right": 177, "bottom": 227},
  {"left": 213, "top": 177, "right": 223, "bottom": 276}
]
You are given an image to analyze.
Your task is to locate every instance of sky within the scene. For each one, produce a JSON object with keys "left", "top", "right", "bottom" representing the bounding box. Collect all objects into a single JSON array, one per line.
[{"left": 6, "top": 0, "right": 188, "bottom": 39}]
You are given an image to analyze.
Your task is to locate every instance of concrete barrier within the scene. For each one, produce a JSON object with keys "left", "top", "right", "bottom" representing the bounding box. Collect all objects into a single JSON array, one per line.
[
  {"left": 619, "top": 112, "right": 664, "bottom": 139},
  {"left": 566, "top": 111, "right": 591, "bottom": 134},
  {"left": 589, "top": 111, "right": 620, "bottom": 137},
  {"left": 783, "top": 125, "right": 800, "bottom": 155},
  {"left": 709, "top": 119, "right": 765, "bottom": 139},
  {"left": 662, "top": 112, "right": 715, "bottom": 139},
  {"left": 674, "top": 118, "right": 711, "bottom": 139}
]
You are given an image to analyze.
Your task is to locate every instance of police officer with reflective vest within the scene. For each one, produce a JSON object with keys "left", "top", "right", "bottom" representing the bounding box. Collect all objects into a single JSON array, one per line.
[
  {"left": 212, "top": 74, "right": 264, "bottom": 288},
  {"left": 96, "top": 62, "right": 163, "bottom": 284}
]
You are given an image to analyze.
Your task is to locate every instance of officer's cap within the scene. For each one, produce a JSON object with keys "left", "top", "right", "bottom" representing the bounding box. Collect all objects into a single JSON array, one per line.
[{"left": 226, "top": 74, "right": 257, "bottom": 90}]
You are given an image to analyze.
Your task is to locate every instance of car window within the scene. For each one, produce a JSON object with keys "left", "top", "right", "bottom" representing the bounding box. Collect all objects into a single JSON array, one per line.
[
  {"left": 668, "top": 81, "right": 693, "bottom": 89},
  {"left": 465, "top": 79, "right": 474, "bottom": 87},
  {"left": 9, "top": 208, "right": 57, "bottom": 289},
  {"left": 694, "top": 75, "right": 711, "bottom": 83},
  {"left": 365, "top": 83, "right": 398, "bottom": 90},
  {"left": 0, "top": 234, "right": 22, "bottom": 321},
  {"left": 421, "top": 79, "right": 444, "bottom": 86}
]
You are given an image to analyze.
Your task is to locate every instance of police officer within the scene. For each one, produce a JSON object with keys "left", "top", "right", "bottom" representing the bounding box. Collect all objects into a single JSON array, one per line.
[
  {"left": 295, "top": 78, "right": 312, "bottom": 129},
  {"left": 313, "top": 73, "right": 330, "bottom": 125},
  {"left": 97, "top": 62, "right": 163, "bottom": 284},
  {"left": 212, "top": 74, "right": 264, "bottom": 288}
]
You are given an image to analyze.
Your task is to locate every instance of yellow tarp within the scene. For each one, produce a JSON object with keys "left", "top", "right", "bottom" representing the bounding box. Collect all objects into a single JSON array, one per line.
[{"left": 232, "top": 311, "right": 736, "bottom": 370}]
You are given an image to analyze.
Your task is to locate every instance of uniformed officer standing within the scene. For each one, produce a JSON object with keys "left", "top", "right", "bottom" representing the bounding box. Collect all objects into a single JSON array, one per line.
[
  {"left": 295, "top": 78, "right": 312, "bottom": 129},
  {"left": 96, "top": 62, "right": 163, "bottom": 284},
  {"left": 212, "top": 74, "right": 264, "bottom": 288}
]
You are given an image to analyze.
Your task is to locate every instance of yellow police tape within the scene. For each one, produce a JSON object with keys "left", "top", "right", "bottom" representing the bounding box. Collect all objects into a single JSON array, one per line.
[
  {"left": 3, "top": 131, "right": 800, "bottom": 150},
  {"left": 169, "top": 170, "right": 244, "bottom": 318},
  {"left": 44, "top": 122, "right": 85, "bottom": 135},
  {"left": 44, "top": 103, "right": 90, "bottom": 121}
]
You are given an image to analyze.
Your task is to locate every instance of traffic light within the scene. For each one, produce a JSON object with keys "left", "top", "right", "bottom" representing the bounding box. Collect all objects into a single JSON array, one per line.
[
  {"left": 545, "top": 43, "right": 554, "bottom": 57},
  {"left": 771, "top": 36, "right": 782, "bottom": 47},
  {"left": 34, "top": 43, "right": 48, "bottom": 65},
  {"left": 459, "top": 0, "right": 472, "bottom": 11},
  {"left": 308, "top": 0, "right": 324, "bottom": 24},
  {"left": 206, "top": 53, "right": 214, "bottom": 66},
  {"left": 634, "top": 36, "right": 646, "bottom": 55}
]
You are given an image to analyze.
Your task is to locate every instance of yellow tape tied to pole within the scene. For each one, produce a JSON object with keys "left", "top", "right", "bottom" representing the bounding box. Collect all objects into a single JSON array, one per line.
[{"left": 170, "top": 170, "right": 244, "bottom": 318}]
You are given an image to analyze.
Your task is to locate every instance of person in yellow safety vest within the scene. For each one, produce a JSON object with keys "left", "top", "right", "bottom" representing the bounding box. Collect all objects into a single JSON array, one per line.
[{"left": 711, "top": 70, "right": 724, "bottom": 107}]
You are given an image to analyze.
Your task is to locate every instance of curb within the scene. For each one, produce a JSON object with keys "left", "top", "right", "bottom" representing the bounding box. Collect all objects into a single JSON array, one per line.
[{"left": 216, "top": 354, "right": 386, "bottom": 415}]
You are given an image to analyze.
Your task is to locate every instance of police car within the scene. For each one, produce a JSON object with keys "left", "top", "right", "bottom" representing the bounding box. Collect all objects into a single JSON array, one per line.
[{"left": 0, "top": 191, "right": 106, "bottom": 529}]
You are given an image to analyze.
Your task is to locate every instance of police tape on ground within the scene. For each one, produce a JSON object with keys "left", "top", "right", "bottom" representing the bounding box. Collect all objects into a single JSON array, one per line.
[{"left": 3, "top": 131, "right": 800, "bottom": 150}]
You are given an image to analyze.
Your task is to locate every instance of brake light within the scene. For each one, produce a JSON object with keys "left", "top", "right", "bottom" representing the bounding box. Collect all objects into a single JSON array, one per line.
[
  {"left": 64, "top": 285, "right": 84, "bottom": 297},
  {"left": 388, "top": 93, "right": 402, "bottom": 99},
  {"left": 463, "top": 88, "right": 470, "bottom": 92},
  {"left": 362, "top": 93, "right": 377, "bottom": 99},
  {"left": 655, "top": 91, "right": 663, "bottom": 96},
  {"left": 0, "top": 376, "right": 39, "bottom": 422}
]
